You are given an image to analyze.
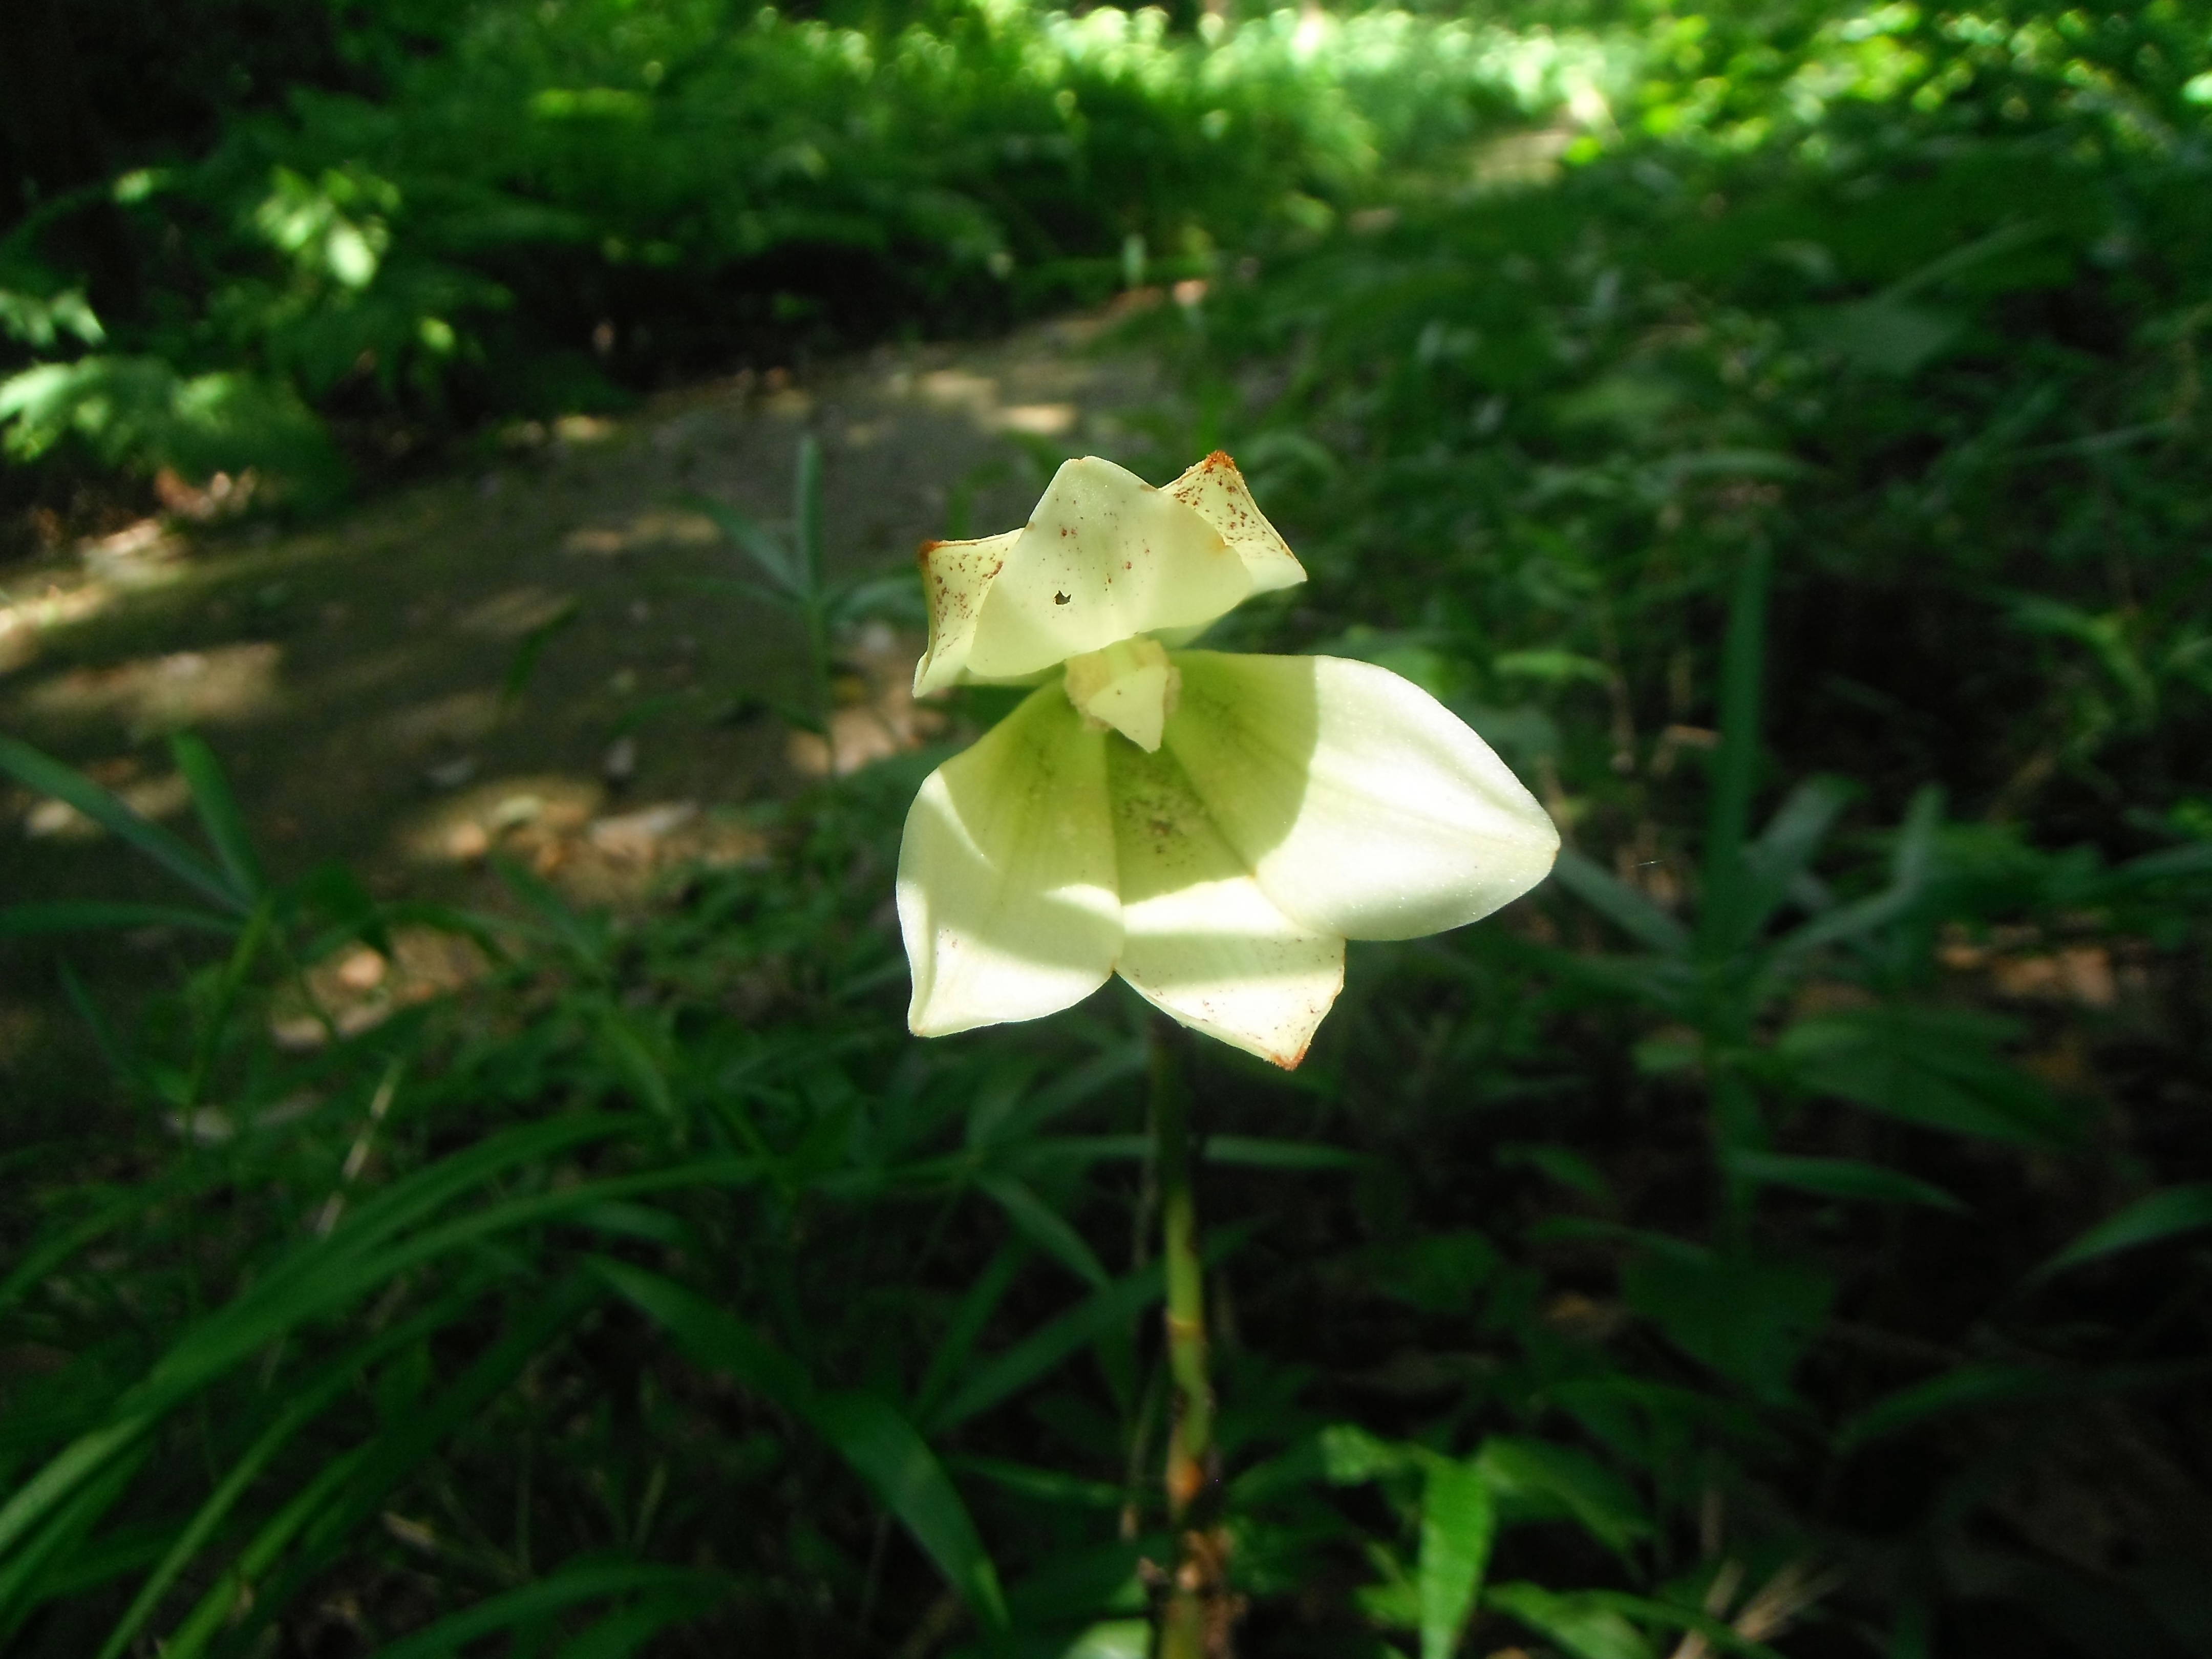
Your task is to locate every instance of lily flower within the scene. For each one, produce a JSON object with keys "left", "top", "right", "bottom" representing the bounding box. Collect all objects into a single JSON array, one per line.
[{"left": 897, "top": 453, "right": 1558, "bottom": 1068}]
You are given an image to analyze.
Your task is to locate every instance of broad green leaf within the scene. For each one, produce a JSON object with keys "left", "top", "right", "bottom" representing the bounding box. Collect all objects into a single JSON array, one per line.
[
  {"left": 589, "top": 1258, "right": 814, "bottom": 1409},
  {"left": 1474, "top": 1438, "right": 1651, "bottom": 1558},
  {"left": 1622, "top": 1250, "right": 1834, "bottom": 1405},
  {"left": 1775, "top": 1007, "right": 2073, "bottom": 1146},
  {"left": 1801, "top": 297, "right": 1959, "bottom": 376},
  {"left": 1418, "top": 1457, "right": 1494, "bottom": 1659},
  {"left": 1492, "top": 647, "right": 1612, "bottom": 686},
  {"left": 1725, "top": 1150, "right": 1966, "bottom": 1213},
  {"left": 2035, "top": 1184, "right": 2212, "bottom": 1277},
  {"left": 1318, "top": 1423, "right": 1414, "bottom": 1486},
  {"left": 1367, "top": 1230, "right": 1501, "bottom": 1313}
]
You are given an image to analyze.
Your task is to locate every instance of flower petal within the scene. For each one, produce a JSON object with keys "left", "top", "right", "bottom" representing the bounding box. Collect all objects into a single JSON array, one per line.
[
  {"left": 899, "top": 685, "right": 1123, "bottom": 1034},
  {"left": 1107, "top": 738, "right": 1343, "bottom": 1069},
  {"left": 964, "top": 457, "right": 1253, "bottom": 681},
  {"left": 1164, "top": 652, "right": 1559, "bottom": 941},
  {"left": 914, "top": 528, "right": 1024, "bottom": 696},
  {"left": 1167, "top": 451, "right": 1306, "bottom": 595}
]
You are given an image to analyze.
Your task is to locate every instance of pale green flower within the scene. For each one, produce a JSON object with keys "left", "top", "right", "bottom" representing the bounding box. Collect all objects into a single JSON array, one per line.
[{"left": 898, "top": 453, "right": 1558, "bottom": 1068}]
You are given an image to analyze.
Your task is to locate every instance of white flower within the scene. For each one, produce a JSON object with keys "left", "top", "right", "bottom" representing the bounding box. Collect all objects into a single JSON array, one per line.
[{"left": 897, "top": 453, "right": 1558, "bottom": 1068}]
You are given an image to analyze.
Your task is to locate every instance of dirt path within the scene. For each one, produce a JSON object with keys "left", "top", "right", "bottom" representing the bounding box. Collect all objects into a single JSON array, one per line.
[{"left": 1, "top": 316, "right": 1171, "bottom": 935}]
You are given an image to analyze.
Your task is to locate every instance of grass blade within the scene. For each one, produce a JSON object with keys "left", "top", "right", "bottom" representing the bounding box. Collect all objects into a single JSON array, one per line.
[
  {"left": 94, "top": 1294, "right": 479, "bottom": 1659},
  {"left": 1485, "top": 1581, "right": 1655, "bottom": 1659},
  {"left": 980, "top": 1175, "right": 1108, "bottom": 1288},
  {"left": 914, "top": 1242, "right": 1027, "bottom": 1426},
  {"left": 0, "top": 733, "right": 243, "bottom": 912},
  {"left": 373, "top": 1564, "right": 724, "bottom": 1659},
  {"left": 550, "top": 1589, "right": 730, "bottom": 1658},
  {"left": 0, "top": 1446, "right": 148, "bottom": 1636},
  {"left": 1724, "top": 1151, "right": 1967, "bottom": 1213},
  {"left": 1551, "top": 848, "right": 1690, "bottom": 957},
  {"left": 593, "top": 1260, "right": 1008, "bottom": 1628},
  {"left": 687, "top": 494, "right": 798, "bottom": 594},
  {"left": 813, "top": 1390, "right": 1008, "bottom": 1630},
  {"left": 168, "top": 732, "right": 264, "bottom": 900},
  {"left": 930, "top": 1262, "right": 1165, "bottom": 1434},
  {"left": 1835, "top": 1363, "right": 2050, "bottom": 1451},
  {"left": 2034, "top": 1184, "right": 2212, "bottom": 1279},
  {"left": 0, "top": 901, "right": 239, "bottom": 938}
]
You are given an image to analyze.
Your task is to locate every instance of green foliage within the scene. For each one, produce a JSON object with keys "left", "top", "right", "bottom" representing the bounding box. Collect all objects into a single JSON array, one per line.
[
  {"left": 1, "top": 0, "right": 1596, "bottom": 495},
  {"left": 7, "top": 2, "right": 2212, "bottom": 1654}
]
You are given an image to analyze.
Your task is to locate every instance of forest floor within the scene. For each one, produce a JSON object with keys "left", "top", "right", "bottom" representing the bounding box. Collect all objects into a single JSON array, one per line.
[
  {"left": 2, "top": 313, "right": 1165, "bottom": 902},
  {"left": 0, "top": 309, "right": 1172, "bottom": 1064}
]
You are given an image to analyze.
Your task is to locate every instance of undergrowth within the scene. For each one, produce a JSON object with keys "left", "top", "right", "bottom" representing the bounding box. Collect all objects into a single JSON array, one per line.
[{"left": 4, "top": 1, "right": 2212, "bottom": 1655}]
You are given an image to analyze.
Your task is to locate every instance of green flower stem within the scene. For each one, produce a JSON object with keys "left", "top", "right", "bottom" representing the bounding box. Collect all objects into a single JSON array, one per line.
[{"left": 1150, "top": 1019, "right": 1229, "bottom": 1659}]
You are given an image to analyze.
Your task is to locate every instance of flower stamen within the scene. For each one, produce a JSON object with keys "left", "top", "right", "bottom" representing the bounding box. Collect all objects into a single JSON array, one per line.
[{"left": 1063, "top": 636, "right": 1181, "bottom": 752}]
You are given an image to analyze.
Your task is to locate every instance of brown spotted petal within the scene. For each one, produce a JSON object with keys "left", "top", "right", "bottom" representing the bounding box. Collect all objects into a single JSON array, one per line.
[
  {"left": 913, "top": 527, "right": 1023, "bottom": 696},
  {"left": 1167, "top": 450, "right": 1306, "bottom": 595}
]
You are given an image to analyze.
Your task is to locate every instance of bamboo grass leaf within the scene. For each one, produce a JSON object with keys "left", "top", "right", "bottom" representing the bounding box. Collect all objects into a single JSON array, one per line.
[
  {"left": 2034, "top": 1184, "right": 2212, "bottom": 1278},
  {"left": 591, "top": 1260, "right": 1008, "bottom": 1628},
  {"left": 169, "top": 731, "right": 265, "bottom": 900},
  {"left": 0, "top": 901, "right": 239, "bottom": 938},
  {"left": 1417, "top": 1456, "right": 1494, "bottom": 1659},
  {"left": 979, "top": 1174, "right": 1109, "bottom": 1288},
  {"left": 372, "top": 1564, "right": 726, "bottom": 1659},
  {"left": 0, "top": 734, "right": 244, "bottom": 912}
]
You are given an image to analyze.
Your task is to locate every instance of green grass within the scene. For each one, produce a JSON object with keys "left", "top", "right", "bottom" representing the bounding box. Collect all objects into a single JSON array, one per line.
[{"left": 5, "top": 1, "right": 2212, "bottom": 1654}]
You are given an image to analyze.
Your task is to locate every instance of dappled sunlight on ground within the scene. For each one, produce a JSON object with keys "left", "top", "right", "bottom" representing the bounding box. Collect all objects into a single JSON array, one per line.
[
  {"left": 20, "top": 763, "right": 193, "bottom": 841},
  {"left": 269, "top": 927, "right": 492, "bottom": 1050},
  {"left": 786, "top": 621, "right": 943, "bottom": 779},
  {"left": 562, "top": 509, "right": 720, "bottom": 558},
  {"left": 17, "top": 641, "right": 285, "bottom": 738},
  {"left": 1, "top": 313, "right": 1164, "bottom": 921}
]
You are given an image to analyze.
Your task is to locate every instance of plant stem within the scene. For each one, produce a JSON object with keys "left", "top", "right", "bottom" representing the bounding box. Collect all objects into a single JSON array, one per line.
[{"left": 1149, "top": 1018, "right": 1230, "bottom": 1659}]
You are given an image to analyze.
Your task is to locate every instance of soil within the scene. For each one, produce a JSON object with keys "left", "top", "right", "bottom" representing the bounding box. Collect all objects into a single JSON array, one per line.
[
  {"left": 2, "top": 315, "right": 1169, "bottom": 888},
  {"left": 0, "top": 311, "right": 1173, "bottom": 1084}
]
